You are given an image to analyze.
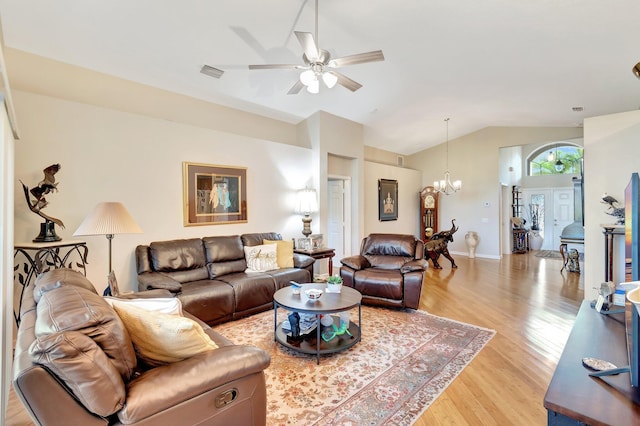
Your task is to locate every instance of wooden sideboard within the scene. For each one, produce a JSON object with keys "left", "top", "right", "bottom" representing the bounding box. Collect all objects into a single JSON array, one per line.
[{"left": 544, "top": 300, "right": 640, "bottom": 425}]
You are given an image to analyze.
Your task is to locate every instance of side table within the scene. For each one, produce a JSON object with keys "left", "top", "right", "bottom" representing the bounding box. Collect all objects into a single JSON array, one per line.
[
  {"left": 13, "top": 240, "right": 89, "bottom": 325},
  {"left": 294, "top": 247, "right": 336, "bottom": 275}
]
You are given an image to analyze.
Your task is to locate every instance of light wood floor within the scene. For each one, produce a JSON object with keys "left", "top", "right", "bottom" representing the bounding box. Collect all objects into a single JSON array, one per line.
[{"left": 5, "top": 251, "right": 583, "bottom": 425}]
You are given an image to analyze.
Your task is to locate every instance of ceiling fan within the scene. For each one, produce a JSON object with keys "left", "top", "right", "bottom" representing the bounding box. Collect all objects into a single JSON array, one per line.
[{"left": 248, "top": 0, "right": 384, "bottom": 94}]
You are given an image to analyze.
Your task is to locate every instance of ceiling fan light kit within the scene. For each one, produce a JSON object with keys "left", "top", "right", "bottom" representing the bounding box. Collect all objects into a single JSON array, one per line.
[{"left": 248, "top": 0, "right": 384, "bottom": 94}]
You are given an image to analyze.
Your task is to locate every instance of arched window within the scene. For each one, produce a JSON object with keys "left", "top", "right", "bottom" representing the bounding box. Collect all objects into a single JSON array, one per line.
[{"left": 527, "top": 144, "right": 583, "bottom": 176}]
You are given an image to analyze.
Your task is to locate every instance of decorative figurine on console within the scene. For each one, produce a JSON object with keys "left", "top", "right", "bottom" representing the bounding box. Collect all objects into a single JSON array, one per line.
[
  {"left": 424, "top": 219, "right": 459, "bottom": 269},
  {"left": 20, "top": 163, "right": 65, "bottom": 242},
  {"left": 601, "top": 193, "right": 625, "bottom": 225}
]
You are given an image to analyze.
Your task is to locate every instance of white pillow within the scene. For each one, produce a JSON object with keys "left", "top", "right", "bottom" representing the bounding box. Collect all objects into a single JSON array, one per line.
[
  {"left": 111, "top": 303, "right": 218, "bottom": 366},
  {"left": 244, "top": 243, "right": 279, "bottom": 272},
  {"left": 105, "top": 297, "right": 183, "bottom": 316}
]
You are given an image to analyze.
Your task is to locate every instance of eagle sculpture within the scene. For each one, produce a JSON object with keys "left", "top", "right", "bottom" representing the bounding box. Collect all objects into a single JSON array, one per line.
[
  {"left": 601, "top": 193, "right": 625, "bottom": 225},
  {"left": 21, "top": 164, "right": 65, "bottom": 229}
]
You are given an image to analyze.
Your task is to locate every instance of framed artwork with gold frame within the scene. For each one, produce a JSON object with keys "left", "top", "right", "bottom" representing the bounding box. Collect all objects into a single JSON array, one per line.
[
  {"left": 183, "top": 162, "right": 248, "bottom": 226},
  {"left": 378, "top": 179, "right": 398, "bottom": 221}
]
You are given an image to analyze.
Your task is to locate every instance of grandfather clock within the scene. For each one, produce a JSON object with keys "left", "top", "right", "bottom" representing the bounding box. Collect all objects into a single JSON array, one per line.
[{"left": 420, "top": 186, "right": 439, "bottom": 241}]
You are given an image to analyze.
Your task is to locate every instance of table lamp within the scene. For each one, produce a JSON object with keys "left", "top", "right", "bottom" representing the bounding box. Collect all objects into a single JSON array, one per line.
[{"left": 295, "top": 188, "right": 318, "bottom": 237}]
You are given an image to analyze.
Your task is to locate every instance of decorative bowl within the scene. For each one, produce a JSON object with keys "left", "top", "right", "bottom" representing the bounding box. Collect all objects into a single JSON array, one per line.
[{"left": 305, "top": 288, "right": 323, "bottom": 301}]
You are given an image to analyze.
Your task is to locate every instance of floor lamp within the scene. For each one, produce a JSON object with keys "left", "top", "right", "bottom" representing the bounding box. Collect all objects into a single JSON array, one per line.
[{"left": 73, "top": 202, "right": 142, "bottom": 295}]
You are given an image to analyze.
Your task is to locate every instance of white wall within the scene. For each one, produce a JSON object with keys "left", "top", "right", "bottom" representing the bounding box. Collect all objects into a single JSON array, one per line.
[
  {"left": 584, "top": 110, "right": 640, "bottom": 301},
  {"left": 364, "top": 161, "right": 422, "bottom": 236},
  {"left": 13, "top": 90, "right": 314, "bottom": 292}
]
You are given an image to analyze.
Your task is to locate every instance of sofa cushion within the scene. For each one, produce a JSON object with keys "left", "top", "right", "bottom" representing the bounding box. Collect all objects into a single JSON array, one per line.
[
  {"left": 244, "top": 244, "right": 278, "bottom": 272},
  {"left": 263, "top": 239, "right": 294, "bottom": 268},
  {"left": 353, "top": 269, "right": 403, "bottom": 300},
  {"left": 29, "top": 331, "right": 126, "bottom": 417},
  {"left": 34, "top": 284, "right": 137, "bottom": 380},
  {"left": 178, "top": 280, "right": 235, "bottom": 326},
  {"left": 111, "top": 302, "right": 218, "bottom": 366},
  {"left": 203, "top": 235, "right": 244, "bottom": 262},
  {"left": 362, "top": 234, "right": 416, "bottom": 269},
  {"left": 150, "top": 238, "right": 206, "bottom": 272}
]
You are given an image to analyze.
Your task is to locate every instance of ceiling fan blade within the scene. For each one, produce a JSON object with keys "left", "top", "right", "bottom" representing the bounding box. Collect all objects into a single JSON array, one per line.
[
  {"left": 329, "top": 50, "right": 385, "bottom": 68},
  {"left": 200, "top": 65, "right": 224, "bottom": 79},
  {"left": 332, "top": 71, "right": 363, "bottom": 92},
  {"left": 295, "top": 31, "right": 319, "bottom": 61},
  {"left": 287, "top": 80, "right": 305, "bottom": 95},
  {"left": 248, "top": 64, "right": 301, "bottom": 70}
]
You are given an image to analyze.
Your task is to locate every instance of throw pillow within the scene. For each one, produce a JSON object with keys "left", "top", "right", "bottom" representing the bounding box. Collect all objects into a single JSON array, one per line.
[
  {"left": 105, "top": 297, "right": 183, "bottom": 316},
  {"left": 111, "top": 303, "right": 218, "bottom": 366},
  {"left": 263, "top": 239, "right": 294, "bottom": 268},
  {"left": 244, "top": 243, "right": 279, "bottom": 272}
]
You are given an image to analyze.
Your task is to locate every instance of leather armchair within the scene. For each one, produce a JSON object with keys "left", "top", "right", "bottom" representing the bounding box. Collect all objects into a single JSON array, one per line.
[
  {"left": 339, "top": 234, "right": 428, "bottom": 309},
  {"left": 13, "top": 269, "right": 270, "bottom": 426}
]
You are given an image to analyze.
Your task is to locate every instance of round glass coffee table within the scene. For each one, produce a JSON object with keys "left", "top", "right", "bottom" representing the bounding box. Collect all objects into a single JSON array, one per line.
[{"left": 273, "top": 283, "right": 362, "bottom": 364}]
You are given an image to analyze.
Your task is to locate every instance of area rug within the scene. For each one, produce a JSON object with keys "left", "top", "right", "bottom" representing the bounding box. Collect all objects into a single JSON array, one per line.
[
  {"left": 535, "top": 250, "right": 563, "bottom": 259},
  {"left": 213, "top": 306, "right": 495, "bottom": 425},
  {"left": 535, "top": 250, "right": 584, "bottom": 260}
]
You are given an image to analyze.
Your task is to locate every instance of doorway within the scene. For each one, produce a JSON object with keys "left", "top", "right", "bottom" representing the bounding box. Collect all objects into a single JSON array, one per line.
[
  {"left": 327, "top": 177, "right": 351, "bottom": 271},
  {"left": 521, "top": 188, "right": 573, "bottom": 251}
]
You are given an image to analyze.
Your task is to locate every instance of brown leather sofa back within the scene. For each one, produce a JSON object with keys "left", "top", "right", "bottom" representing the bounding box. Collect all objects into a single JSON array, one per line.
[
  {"left": 147, "top": 238, "right": 210, "bottom": 283},
  {"left": 361, "top": 233, "right": 423, "bottom": 269},
  {"left": 203, "top": 235, "right": 247, "bottom": 278}
]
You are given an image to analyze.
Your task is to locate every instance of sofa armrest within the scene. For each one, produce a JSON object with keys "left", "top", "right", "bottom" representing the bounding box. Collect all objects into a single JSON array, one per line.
[
  {"left": 400, "top": 259, "right": 428, "bottom": 274},
  {"left": 340, "top": 255, "right": 370, "bottom": 271},
  {"left": 293, "top": 253, "right": 314, "bottom": 269},
  {"left": 118, "top": 345, "right": 270, "bottom": 424},
  {"left": 137, "top": 272, "right": 182, "bottom": 293}
]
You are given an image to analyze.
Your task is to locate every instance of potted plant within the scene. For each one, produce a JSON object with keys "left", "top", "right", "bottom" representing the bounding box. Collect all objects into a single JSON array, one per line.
[{"left": 326, "top": 275, "right": 343, "bottom": 293}]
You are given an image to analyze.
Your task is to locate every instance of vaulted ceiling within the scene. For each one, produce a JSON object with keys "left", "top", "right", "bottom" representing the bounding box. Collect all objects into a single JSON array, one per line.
[{"left": 1, "top": 0, "right": 639, "bottom": 154}]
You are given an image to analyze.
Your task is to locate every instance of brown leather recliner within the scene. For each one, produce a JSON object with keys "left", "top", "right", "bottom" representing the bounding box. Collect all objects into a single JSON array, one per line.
[
  {"left": 13, "top": 269, "right": 270, "bottom": 426},
  {"left": 339, "top": 234, "right": 428, "bottom": 309}
]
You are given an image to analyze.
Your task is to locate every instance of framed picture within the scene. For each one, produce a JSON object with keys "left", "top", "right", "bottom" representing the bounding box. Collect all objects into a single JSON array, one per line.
[
  {"left": 310, "top": 234, "right": 324, "bottom": 249},
  {"left": 378, "top": 179, "right": 398, "bottom": 221},
  {"left": 297, "top": 238, "right": 311, "bottom": 250},
  {"left": 183, "top": 162, "right": 248, "bottom": 226}
]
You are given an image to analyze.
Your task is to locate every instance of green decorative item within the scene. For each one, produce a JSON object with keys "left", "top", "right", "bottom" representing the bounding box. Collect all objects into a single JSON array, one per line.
[{"left": 326, "top": 275, "right": 343, "bottom": 293}]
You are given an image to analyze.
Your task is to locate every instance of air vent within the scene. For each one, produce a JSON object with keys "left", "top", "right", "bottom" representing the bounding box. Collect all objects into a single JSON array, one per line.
[
  {"left": 397, "top": 156, "right": 404, "bottom": 167},
  {"left": 200, "top": 65, "right": 224, "bottom": 79}
]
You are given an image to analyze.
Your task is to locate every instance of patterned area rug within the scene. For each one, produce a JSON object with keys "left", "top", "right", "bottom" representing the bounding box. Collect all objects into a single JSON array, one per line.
[
  {"left": 535, "top": 250, "right": 584, "bottom": 260},
  {"left": 213, "top": 306, "right": 495, "bottom": 425},
  {"left": 535, "top": 250, "right": 563, "bottom": 259}
]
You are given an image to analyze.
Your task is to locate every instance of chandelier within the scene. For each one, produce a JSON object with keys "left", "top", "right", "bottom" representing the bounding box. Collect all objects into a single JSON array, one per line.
[{"left": 434, "top": 118, "right": 462, "bottom": 195}]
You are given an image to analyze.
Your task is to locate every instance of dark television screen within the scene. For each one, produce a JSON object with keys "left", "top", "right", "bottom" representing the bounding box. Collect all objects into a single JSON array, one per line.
[{"left": 625, "top": 172, "right": 640, "bottom": 387}]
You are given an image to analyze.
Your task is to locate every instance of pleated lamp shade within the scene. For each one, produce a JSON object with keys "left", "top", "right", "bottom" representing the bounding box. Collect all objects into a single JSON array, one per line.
[{"left": 74, "top": 202, "right": 142, "bottom": 236}]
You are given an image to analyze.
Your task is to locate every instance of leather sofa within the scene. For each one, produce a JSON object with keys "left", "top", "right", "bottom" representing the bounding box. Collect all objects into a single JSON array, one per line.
[
  {"left": 339, "top": 233, "right": 428, "bottom": 309},
  {"left": 135, "top": 232, "right": 314, "bottom": 326},
  {"left": 13, "top": 268, "right": 271, "bottom": 426}
]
